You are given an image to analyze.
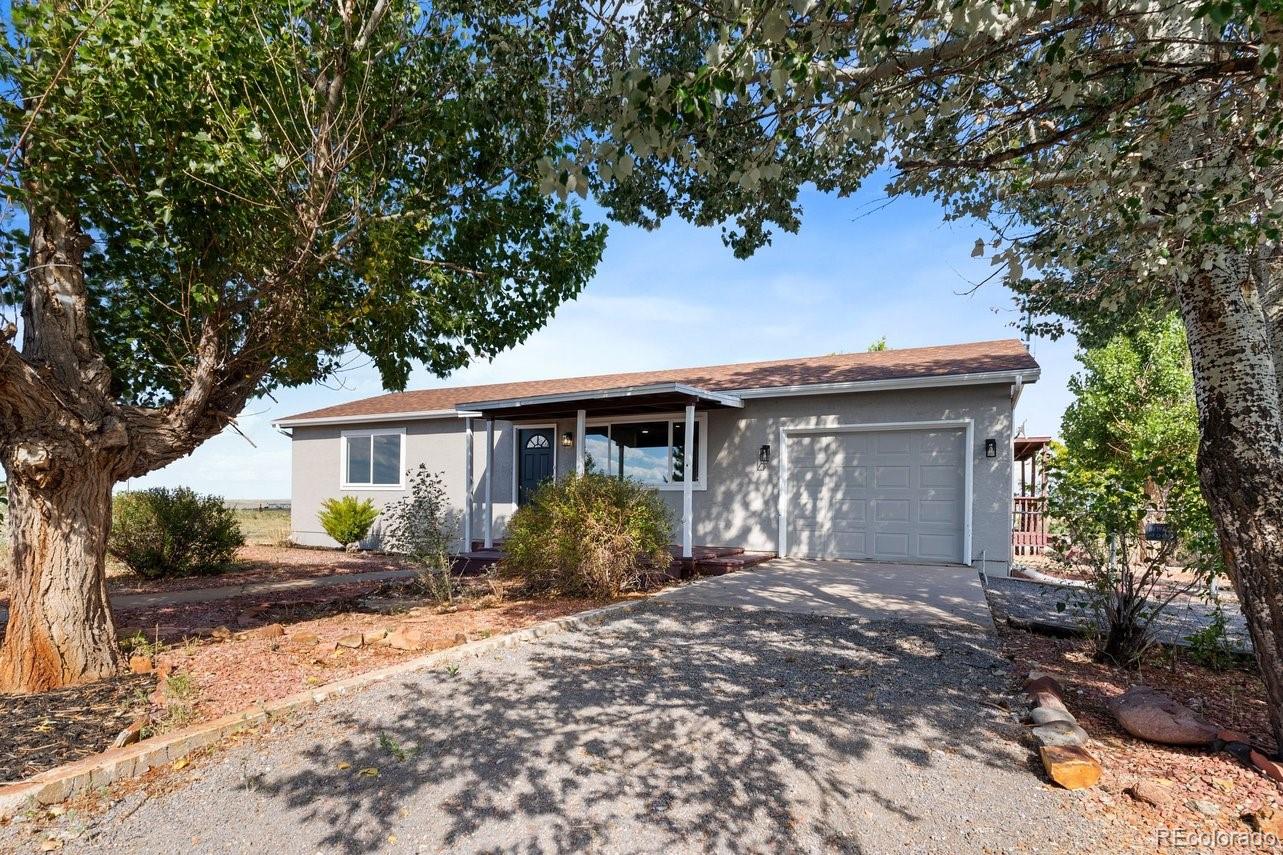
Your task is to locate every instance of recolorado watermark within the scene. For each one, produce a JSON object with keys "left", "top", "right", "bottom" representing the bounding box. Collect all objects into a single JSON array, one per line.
[{"left": 1156, "top": 828, "right": 1280, "bottom": 849}]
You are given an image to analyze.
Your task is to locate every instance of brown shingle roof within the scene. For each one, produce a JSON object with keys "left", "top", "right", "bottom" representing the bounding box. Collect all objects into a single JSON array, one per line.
[{"left": 279, "top": 338, "right": 1037, "bottom": 423}]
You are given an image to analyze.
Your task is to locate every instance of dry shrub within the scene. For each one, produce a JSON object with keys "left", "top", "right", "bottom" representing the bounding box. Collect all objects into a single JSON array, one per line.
[{"left": 498, "top": 473, "right": 671, "bottom": 598}]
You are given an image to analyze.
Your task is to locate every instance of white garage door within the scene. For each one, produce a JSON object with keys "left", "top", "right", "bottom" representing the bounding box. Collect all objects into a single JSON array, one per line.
[{"left": 785, "top": 427, "right": 967, "bottom": 564}]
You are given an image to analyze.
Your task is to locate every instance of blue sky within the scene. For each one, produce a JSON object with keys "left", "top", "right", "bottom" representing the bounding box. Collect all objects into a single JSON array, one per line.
[{"left": 128, "top": 184, "right": 1079, "bottom": 499}]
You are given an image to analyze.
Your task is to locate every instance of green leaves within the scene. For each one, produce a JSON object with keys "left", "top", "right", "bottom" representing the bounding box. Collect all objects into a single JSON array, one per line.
[
  {"left": 1050, "top": 314, "right": 1221, "bottom": 580},
  {"left": 3, "top": 0, "right": 604, "bottom": 407}
]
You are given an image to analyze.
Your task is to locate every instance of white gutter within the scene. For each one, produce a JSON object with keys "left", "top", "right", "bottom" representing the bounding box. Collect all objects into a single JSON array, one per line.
[
  {"left": 733, "top": 368, "right": 1040, "bottom": 399},
  {"left": 272, "top": 408, "right": 461, "bottom": 429}
]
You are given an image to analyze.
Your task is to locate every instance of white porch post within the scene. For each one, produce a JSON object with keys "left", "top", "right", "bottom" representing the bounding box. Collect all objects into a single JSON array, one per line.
[
  {"left": 483, "top": 419, "right": 494, "bottom": 549},
  {"left": 575, "top": 409, "right": 586, "bottom": 475},
  {"left": 463, "top": 417, "right": 474, "bottom": 552},
  {"left": 682, "top": 403, "right": 694, "bottom": 559}
]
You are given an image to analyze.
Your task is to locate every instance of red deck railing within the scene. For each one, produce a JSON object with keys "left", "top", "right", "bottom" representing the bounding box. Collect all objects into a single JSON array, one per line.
[{"left": 1013, "top": 495, "right": 1049, "bottom": 556}]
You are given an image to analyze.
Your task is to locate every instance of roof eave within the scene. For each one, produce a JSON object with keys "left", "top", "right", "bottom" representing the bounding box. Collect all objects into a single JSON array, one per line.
[{"left": 732, "top": 367, "right": 1040, "bottom": 399}]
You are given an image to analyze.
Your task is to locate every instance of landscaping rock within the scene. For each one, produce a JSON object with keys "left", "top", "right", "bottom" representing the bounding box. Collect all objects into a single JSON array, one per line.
[
  {"left": 1031, "top": 721, "right": 1089, "bottom": 749},
  {"left": 1187, "top": 799, "right": 1220, "bottom": 818},
  {"left": 211, "top": 626, "right": 233, "bottom": 641},
  {"left": 362, "top": 628, "right": 389, "bottom": 645},
  {"left": 250, "top": 623, "right": 285, "bottom": 640},
  {"left": 1029, "top": 690, "right": 1069, "bottom": 714},
  {"left": 1243, "top": 805, "right": 1283, "bottom": 837},
  {"left": 111, "top": 717, "right": 147, "bottom": 749},
  {"left": 290, "top": 631, "right": 320, "bottom": 647},
  {"left": 1249, "top": 749, "right": 1283, "bottom": 783},
  {"left": 128, "top": 655, "right": 153, "bottom": 675},
  {"left": 335, "top": 633, "right": 364, "bottom": 649},
  {"left": 1124, "top": 780, "right": 1173, "bottom": 808},
  {"left": 1217, "top": 728, "right": 1252, "bottom": 745},
  {"left": 1028, "top": 706, "right": 1077, "bottom": 726},
  {"left": 386, "top": 627, "right": 426, "bottom": 651},
  {"left": 1039, "top": 745, "right": 1102, "bottom": 790},
  {"left": 1023, "top": 673, "right": 1065, "bottom": 700},
  {"left": 345, "top": 542, "right": 361, "bottom": 553},
  {"left": 154, "top": 660, "right": 173, "bottom": 681},
  {"left": 453, "top": 632, "right": 468, "bottom": 645},
  {"left": 1107, "top": 685, "right": 1219, "bottom": 746}
]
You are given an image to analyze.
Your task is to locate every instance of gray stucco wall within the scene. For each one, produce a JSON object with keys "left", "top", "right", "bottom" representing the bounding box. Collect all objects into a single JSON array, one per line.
[
  {"left": 287, "top": 383, "right": 1016, "bottom": 571},
  {"left": 289, "top": 418, "right": 516, "bottom": 550}
]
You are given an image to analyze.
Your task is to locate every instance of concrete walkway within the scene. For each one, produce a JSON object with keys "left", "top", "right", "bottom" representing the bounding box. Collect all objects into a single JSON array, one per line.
[{"left": 658, "top": 557, "right": 992, "bottom": 628}]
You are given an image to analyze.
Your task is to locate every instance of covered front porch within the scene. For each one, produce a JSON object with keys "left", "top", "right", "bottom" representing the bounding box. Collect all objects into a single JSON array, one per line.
[{"left": 454, "top": 381, "right": 745, "bottom": 561}]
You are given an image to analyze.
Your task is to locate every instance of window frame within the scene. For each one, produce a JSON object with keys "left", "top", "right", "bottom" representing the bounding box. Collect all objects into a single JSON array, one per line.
[
  {"left": 339, "top": 427, "right": 407, "bottom": 490},
  {"left": 584, "top": 412, "right": 709, "bottom": 491}
]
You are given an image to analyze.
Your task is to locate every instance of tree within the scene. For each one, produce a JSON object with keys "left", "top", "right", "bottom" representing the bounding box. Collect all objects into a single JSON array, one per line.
[
  {"left": 562, "top": 0, "right": 1283, "bottom": 745},
  {"left": 0, "top": 0, "right": 604, "bottom": 692},
  {"left": 866, "top": 336, "right": 887, "bottom": 352},
  {"left": 1048, "top": 314, "right": 1220, "bottom": 666}
]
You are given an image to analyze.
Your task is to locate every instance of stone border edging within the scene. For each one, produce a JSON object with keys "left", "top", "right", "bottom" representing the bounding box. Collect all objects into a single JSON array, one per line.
[{"left": 0, "top": 598, "right": 648, "bottom": 819}]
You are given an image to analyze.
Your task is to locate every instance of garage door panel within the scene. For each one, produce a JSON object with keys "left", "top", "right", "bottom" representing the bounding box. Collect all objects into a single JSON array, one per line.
[
  {"left": 872, "top": 532, "right": 910, "bottom": 557},
  {"left": 873, "top": 465, "right": 910, "bottom": 488},
  {"left": 917, "top": 533, "right": 962, "bottom": 561},
  {"left": 873, "top": 499, "right": 910, "bottom": 522},
  {"left": 787, "top": 427, "right": 966, "bottom": 564},
  {"left": 920, "top": 464, "right": 962, "bottom": 487},
  {"left": 875, "top": 433, "right": 912, "bottom": 454},
  {"left": 919, "top": 499, "right": 961, "bottom": 524}
]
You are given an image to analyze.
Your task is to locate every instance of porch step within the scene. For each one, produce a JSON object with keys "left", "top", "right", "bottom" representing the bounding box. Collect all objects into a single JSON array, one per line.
[
  {"left": 669, "top": 545, "right": 745, "bottom": 563},
  {"left": 451, "top": 549, "right": 505, "bottom": 576},
  {"left": 691, "top": 551, "right": 777, "bottom": 576}
]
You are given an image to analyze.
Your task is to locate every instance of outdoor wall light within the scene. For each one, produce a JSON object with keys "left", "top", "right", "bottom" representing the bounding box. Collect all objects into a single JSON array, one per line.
[
  {"left": 759, "top": 444, "right": 771, "bottom": 464},
  {"left": 985, "top": 438, "right": 998, "bottom": 458},
  {"left": 560, "top": 432, "right": 574, "bottom": 447}
]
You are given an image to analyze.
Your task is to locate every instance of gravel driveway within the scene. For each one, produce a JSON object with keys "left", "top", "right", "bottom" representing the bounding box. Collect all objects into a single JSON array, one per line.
[{"left": 4, "top": 601, "right": 1114, "bottom": 854}]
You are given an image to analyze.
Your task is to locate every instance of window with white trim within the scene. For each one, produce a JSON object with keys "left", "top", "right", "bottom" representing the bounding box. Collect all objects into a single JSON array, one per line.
[
  {"left": 583, "top": 415, "right": 706, "bottom": 490},
  {"left": 341, "top": 429, "right": 404, "bottom": 488}
]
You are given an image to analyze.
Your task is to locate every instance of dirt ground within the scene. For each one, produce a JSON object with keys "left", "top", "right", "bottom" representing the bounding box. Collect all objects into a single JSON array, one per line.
[
  {"left": 999, "top": 625, "right": 1281, "bottom": 850},
  {"left": 2, "top": 578, "right": 610, "bottom": 782}
]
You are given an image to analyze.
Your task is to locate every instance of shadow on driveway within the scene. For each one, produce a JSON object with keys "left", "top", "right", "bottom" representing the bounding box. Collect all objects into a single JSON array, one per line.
[{"left": 53, "top": 601, "right": 1110, "bottom": 854}]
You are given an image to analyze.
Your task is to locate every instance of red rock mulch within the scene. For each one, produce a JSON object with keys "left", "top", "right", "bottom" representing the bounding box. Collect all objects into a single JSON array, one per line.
[
  {"left": 999, "top": 625, "right": 1281, "bottom": 850},
  {"left": 149, "top": 594, "right": 607, "bottom": 722}
]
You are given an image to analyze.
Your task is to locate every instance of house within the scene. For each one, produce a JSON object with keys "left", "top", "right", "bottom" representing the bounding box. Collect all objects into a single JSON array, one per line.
[{"left": 273, "top": 339, "right": 1039, "bottom": 574}]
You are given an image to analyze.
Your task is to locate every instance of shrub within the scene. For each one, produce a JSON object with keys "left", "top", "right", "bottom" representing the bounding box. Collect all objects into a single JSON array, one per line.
[
  {"left": 1187, "top": 603, "right": 1238, "bottom": 671},
  {"left": 317, "top": 496, "right": 379, "bottom": 547},
  {"left": 109, "top": 488, "right": 244, "bottom": 579},
  {"left": 499, "top": 472, "right": 672, "bottom": 598},
  {"left": 382, "top": 466, "right": 458, "bottom": 602}
]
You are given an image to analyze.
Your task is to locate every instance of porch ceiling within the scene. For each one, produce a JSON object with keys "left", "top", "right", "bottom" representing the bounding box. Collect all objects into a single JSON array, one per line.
[{"left": 456, "top": 382, "right": 743, "bottom": 421}]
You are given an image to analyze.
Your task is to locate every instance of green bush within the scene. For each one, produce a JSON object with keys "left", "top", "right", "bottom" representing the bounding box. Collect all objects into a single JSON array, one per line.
[
  {"left": 498, "top": 472, "right": 672, "bottom": 598},
  {"left": 109, "top": 488, "right": 244, "bottom": 579},
  {"left": 318, "top": 496, "right": 380, "bottom": 546}
]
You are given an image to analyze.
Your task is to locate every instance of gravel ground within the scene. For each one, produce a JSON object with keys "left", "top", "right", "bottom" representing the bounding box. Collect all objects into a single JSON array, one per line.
[{"left": 2, "top": 601, "right": 1118, "bottom": 854}]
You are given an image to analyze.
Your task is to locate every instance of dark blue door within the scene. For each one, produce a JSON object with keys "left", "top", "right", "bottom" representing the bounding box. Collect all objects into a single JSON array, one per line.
[{"left": 518, "top": 428, "right": 554, "bottom": 505}]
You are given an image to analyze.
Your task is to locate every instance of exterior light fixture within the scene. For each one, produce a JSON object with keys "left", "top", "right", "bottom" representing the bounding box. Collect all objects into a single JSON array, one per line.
[
  {"left": 985, "top": 438, "right": 998, "bottom": 458},
  {"left": 560, "top": 431, "right": 574, "bottom": 447},
  {"left": 759, "top": 444, "right": 771, "bottom": 464}
]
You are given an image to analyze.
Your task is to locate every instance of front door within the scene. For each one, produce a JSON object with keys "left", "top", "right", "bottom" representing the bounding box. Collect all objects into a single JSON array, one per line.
[{"left": 517, "top": 428, "right": 555, "bottom": 505}]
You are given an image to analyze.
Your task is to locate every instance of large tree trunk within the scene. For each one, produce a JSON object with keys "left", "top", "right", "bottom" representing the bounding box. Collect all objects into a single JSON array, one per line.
[
  {"left": 1177, "top": 247, "right": 1283, "bottom": 750},
  {"left": 0, "top": 452, "right": 119, "bottom": 692}
]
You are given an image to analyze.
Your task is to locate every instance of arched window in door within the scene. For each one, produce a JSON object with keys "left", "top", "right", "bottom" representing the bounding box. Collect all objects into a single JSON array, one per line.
[{"left": 525, "top": 434, "right": 550, "bottom": 449}]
